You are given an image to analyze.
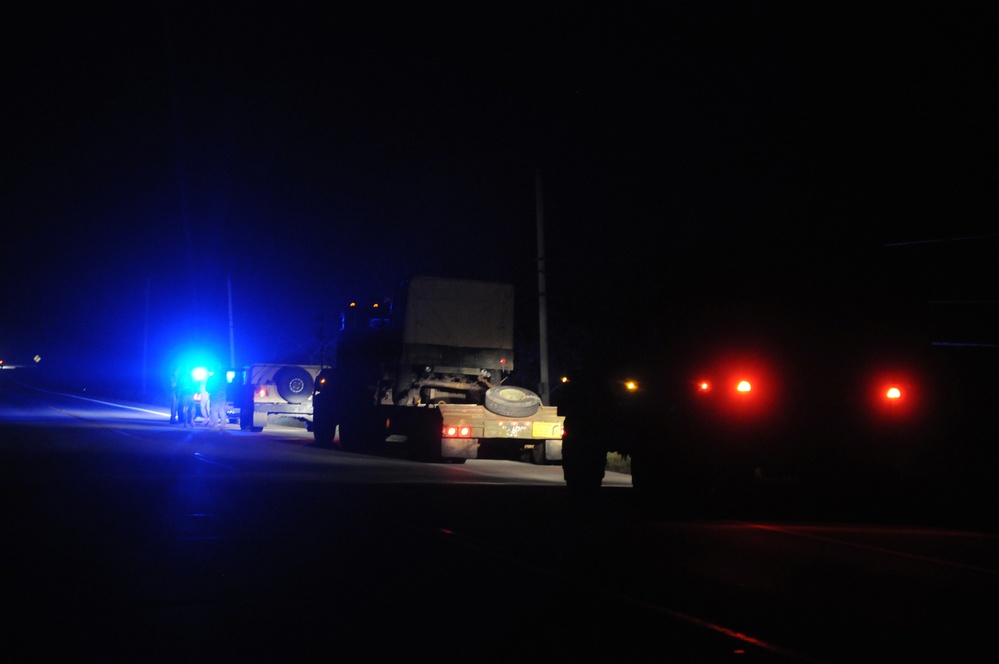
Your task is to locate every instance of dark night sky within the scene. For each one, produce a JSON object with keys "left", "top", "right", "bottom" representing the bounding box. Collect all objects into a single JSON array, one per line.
[{"left": 2, "top": 2, "right": 997, "bottom": 395}]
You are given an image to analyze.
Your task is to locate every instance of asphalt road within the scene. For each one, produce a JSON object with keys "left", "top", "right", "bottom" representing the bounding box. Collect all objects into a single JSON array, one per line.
[{"left": 2, "top": 372, "right": 997, "bottom": 663}]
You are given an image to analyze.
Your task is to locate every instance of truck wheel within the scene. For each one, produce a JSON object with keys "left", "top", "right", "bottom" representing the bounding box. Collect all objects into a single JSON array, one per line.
[
  {"left": 312, "top": 417, "right": 336, "bottom": 447},
  {"left": 484, "top": 386, "right": 542, "bottom": 418},
  {"left": 238, "top": 386, "right": 254, "bottom": 430},
  {"left": 409, "top": 408, "right": 445, "bottom": 462},
  {"left": 274, "top": 366, "right": 314, "bottom": 404}
]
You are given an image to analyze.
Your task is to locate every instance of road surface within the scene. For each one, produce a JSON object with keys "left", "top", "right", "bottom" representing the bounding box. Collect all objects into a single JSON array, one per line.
[{"left": 2, "top": 373, "right": 997, "bottom": 662}]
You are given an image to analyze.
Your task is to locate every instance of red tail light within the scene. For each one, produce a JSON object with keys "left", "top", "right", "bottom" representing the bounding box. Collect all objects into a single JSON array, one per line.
[
  {"left": 689, "top": 353, "right": 775, "bottom": 422},
  {"left": 443, "top": 425, "right": 472, "bottom": 438},
  {"left": 863, "top": 366, "right": 926, "bottom": 423}
]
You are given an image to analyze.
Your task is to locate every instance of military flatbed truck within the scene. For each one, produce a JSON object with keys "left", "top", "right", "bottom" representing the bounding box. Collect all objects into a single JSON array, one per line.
[{"left": 312, "top": 276, "right": 564, "bottom": 463}]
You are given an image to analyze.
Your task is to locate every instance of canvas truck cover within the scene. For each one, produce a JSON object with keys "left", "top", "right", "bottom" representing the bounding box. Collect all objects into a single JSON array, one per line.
[{"left": 401, "top": 276, "right": 515, "bottom": 354}]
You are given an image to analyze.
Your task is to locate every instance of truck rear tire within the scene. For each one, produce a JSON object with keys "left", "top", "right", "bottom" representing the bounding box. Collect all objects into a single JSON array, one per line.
[
  {"left": 406, "top": 408, "right": 445, "bottom": 462},
  {"left": 238, "top": 385, "right": 254, "bottom": 430},
  {"left": 312, "top": 418, "right": 336, "bottom": 447},
  {"left": 485, "top": 386, "right": 542, "bottom": 418}
]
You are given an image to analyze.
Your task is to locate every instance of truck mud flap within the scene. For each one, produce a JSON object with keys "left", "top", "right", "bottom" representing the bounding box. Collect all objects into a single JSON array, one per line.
[
  {"left": 385, "top": 407, "right": 451, "bottom": 462},
  {"left": 441, "top": 436, "right": 478, "bottom": 460},
  {"left": 529, "top": 438, "right": 563, "bottom": 464}
]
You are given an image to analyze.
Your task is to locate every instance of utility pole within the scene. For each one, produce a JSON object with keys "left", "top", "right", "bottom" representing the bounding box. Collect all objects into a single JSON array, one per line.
[
  {"left": 142, "top": 276, "right": 150, "bottom": 396},
  {"left": 536, "top": 170, "right": 551, "bottom": 406},
  {"left": 227, "top": 277, "right": 236, "bottom": 368}
]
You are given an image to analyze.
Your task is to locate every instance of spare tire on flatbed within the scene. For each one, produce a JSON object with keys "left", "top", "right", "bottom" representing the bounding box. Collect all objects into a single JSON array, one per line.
[{"left": 484, "top": 386, "right": 542, "bottom": 418}]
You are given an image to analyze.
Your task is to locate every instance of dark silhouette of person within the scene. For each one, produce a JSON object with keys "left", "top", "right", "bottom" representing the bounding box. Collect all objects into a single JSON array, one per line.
[
  {"left": 557, "top": 368, "right": 614, "bottom": 495},
  {"left": 181, "top": 371, "right": 198, "bottom": 427},
  {"left": 169, "top": 368, "right": 183, "bottom": 424},
  {"left": 205, "top": 366, "right": 228, "bottom": 432}
]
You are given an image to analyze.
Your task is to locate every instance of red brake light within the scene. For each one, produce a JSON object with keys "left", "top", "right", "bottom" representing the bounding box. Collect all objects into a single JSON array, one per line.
[
  {"left": 257, "top": 387, "right": 267, "bottom": 398},
  {"left": 690, "top": 354, "right": 775, "bottom": 421},
  {"left": 864, "top": 367, "right": 925, "bottom": 422}
]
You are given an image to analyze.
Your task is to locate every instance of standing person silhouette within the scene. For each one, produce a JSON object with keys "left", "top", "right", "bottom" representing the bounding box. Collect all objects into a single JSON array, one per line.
[
  {"left": 180, "top": 370, "right": 198, "bottom": 427},
  {"left": 206, "top": 366, "right": 229, "bottom": 432},
  {"left": 169, "top": 368, "right": 183, "bottom": 424}
]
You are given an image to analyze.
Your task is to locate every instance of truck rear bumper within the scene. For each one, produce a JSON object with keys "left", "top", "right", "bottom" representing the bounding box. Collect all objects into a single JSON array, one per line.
[
  {"left": 255, "top": 402, "right": 314, "bottom": 419},
  {"left": 438, "top": 403, "right": 564, "bottom": 460}
]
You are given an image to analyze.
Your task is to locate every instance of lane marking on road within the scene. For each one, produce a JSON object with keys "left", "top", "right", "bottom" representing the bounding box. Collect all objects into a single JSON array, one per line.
[
  {"left": 435, "top": 526, "right": 809, "bottom": 661},
  {"left": 18, "top": 378, "right": 169, "bottom": 416},
  {"left": 52, "top": 393, "right": 167, "bottom": 416},
  {"left": 46, "top": 406, "right": 144, "bottom": 439},
  {"left": 749, "top": 523, "right": 999, "bottom": 576},
  {"left": 193, "top": 452, "right": 237, "bottom": 471},
  {"left": 620, "top": 596, "right": 810, "bottom": 661}
]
